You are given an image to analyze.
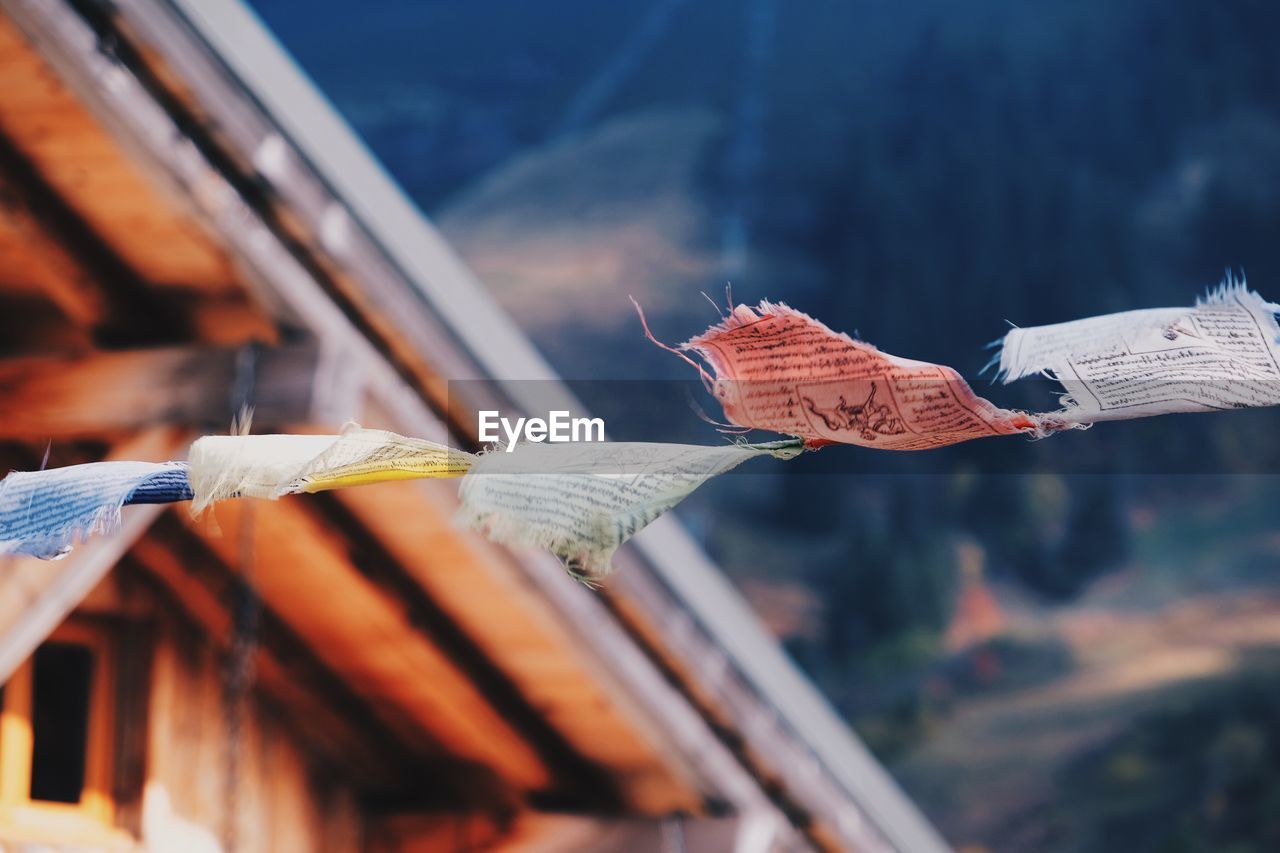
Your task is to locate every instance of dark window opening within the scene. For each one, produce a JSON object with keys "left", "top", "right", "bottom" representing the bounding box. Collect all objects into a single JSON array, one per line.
[{"left": 29, "top": 642, "right": 93, "bottom": 804}]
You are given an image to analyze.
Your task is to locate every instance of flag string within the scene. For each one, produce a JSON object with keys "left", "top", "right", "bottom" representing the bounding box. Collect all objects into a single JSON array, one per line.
[{"left": 4, "top": 274, "right": 1277, "bottom": 578}]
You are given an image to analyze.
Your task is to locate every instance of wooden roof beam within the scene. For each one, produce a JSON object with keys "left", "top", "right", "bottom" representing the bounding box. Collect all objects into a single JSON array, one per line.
[
  {"left": 0, "top": 341, "right": 358, "bottom": 439},
  {"left": 0, "top": 127, "right": 186, "bottom": 342},
  {"left": 0, "top": 173, "right": 106, "bottom": 329}
]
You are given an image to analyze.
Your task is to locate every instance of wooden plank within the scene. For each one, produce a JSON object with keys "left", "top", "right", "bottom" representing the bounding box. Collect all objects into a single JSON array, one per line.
[
  {"left": 0, "top": 124, "right": 185, "bottom": 342},
  {"left": 0, "top": 427, "right": 185, "bottom": 683},
  {"left": 0, "top": 291, "right": 90, "bottom": 354},
  {"left": 0, "top": 652, "right": 33, "bottom": 804},
  {"left": 182, "top": 499, "right": 553, "bottom": 792},
  {"left": 108, "top": 606, "right": 151, "bottom": 838},
  {"left": 0, "top": 343, "right": 349, "bottom": 439},
  {"left": 0, "top": 167, "right": 107, "bottom": 327},
  {"left": 139, "top": 611, "right": 367, "bottom": 853}
]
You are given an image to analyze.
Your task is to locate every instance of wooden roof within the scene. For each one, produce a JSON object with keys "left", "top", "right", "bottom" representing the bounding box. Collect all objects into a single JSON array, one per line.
[{"left": 0, "top": 1, "right": 949, "bottom": 850}]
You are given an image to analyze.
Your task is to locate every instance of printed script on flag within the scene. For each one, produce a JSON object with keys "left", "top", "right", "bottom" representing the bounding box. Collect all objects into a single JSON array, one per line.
[
  {"left": 681, "top": 302, "right": 1046, "bottom": 449},
  {"left": 996, "top": 279, "right": 1280, "bottom": 423}
]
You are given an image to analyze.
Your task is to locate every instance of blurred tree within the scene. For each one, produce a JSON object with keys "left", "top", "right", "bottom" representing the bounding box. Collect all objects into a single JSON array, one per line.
[{"left": 1053, "top": 477, "right": 1130, "bottom": 598}]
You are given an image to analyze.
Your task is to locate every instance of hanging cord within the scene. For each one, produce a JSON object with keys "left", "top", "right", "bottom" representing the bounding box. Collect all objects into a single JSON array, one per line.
[
  {"left": 222, "top": 344, "right": 261, "bottom": 852},
  {"left": 660, "top": 815, "right": 687, "bottom": 853}
]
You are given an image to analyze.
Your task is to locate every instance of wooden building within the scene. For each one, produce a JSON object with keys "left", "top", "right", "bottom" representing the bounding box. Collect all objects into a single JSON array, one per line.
[{"left": 0, "top": 1, "right": 949, "bottom": 850}]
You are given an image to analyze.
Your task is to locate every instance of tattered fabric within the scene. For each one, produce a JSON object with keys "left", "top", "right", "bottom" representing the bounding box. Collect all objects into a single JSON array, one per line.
[
  {"left": 993, "top": 276, "right": 1280, "bottom": 424},
  {"left": 0, "top": 461, "right": 189, "bottom": 559},
  {"left": 458, "top": 439, "right": 802, "bottom": 579},
  {"left": 674, "top": 301, "right": 1056, "bottom": 449},
  {"left": 188, "top": 424, "right": 475, "bottom": 513}
]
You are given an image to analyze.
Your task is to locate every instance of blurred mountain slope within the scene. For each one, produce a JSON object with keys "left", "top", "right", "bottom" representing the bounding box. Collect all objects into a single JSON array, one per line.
[{"left": 436, "top": 109, "right": 720, "bottom": 340}]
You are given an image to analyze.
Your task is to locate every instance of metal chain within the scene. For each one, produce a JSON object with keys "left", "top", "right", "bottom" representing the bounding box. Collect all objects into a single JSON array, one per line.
[
  {"left": 221, "top": 345, "right": 261, "bottom": 852},
  {"left": 222, "top": 503, "right": 259, "bottom": 852}
]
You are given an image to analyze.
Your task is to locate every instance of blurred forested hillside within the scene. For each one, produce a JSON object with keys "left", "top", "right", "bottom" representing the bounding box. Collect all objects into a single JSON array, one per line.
[
  {"left": 251, "top": 1, "right": 1280, "bottom": 849},
  {"left": 252, "top": 0, "right": 1280, "bottom": 357}
]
